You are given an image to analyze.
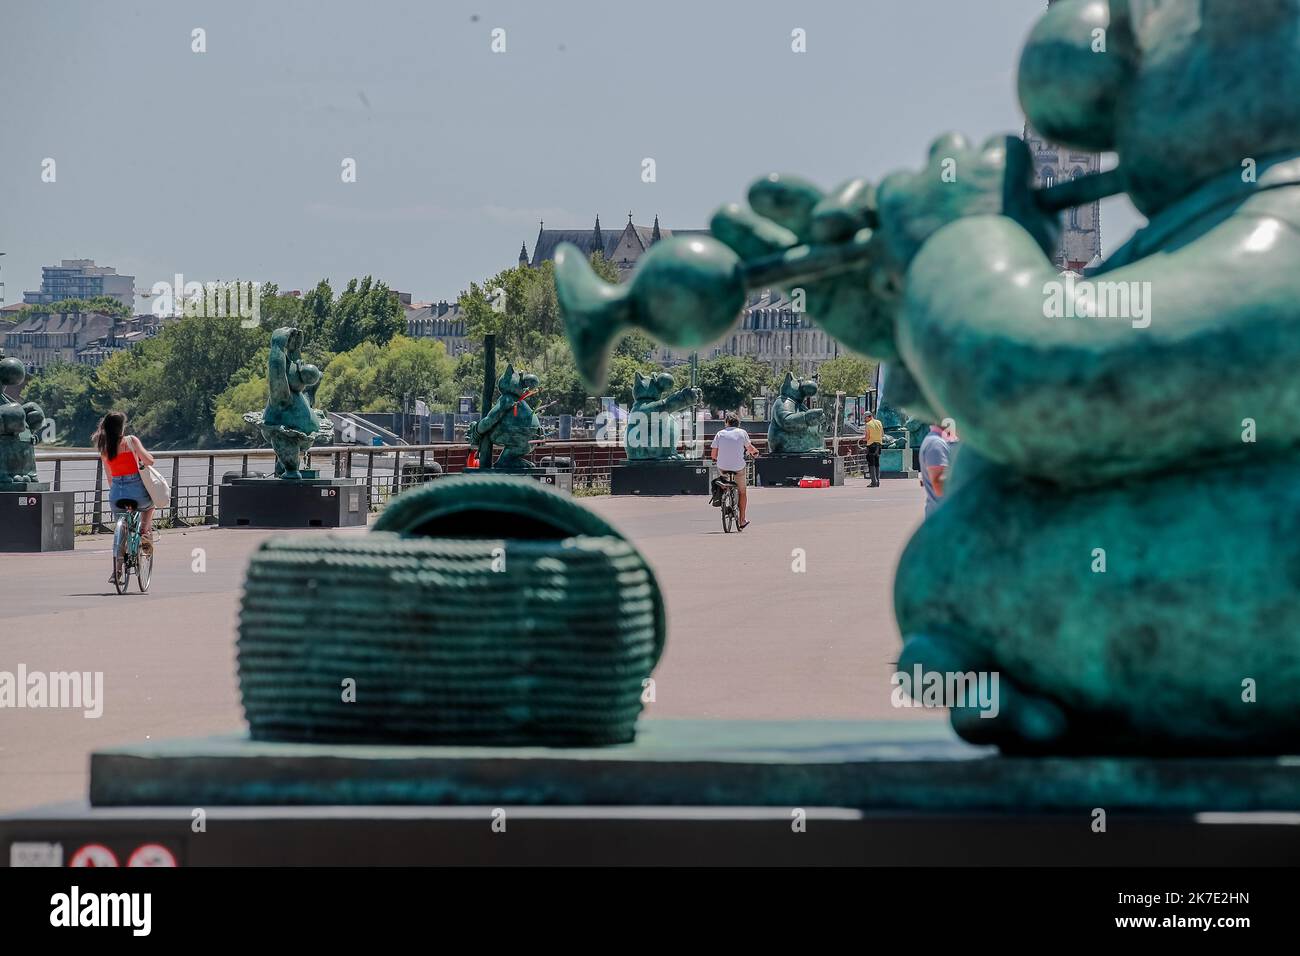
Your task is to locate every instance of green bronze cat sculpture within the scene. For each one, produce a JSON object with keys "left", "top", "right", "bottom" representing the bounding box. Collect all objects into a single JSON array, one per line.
[
  {"left": 626, "top": 371, "right": 701, "bottom": 460},
  {"left": 557, "top": 0, "right": 1300, "bottom": 753},
  {"left": 767, "top": 372, "right": 825, "bottom": 454},
  {"left": 466, "top": 363, "right": 542, "bottom": 471},
  {"left": 0, "top": 357, "right": 45, "bottom": 488}
]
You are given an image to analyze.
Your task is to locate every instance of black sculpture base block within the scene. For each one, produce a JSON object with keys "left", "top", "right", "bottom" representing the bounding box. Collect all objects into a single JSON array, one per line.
[
  {"left": 3, "top": 719, "right": 1284, "bottom": 865},
  {"left": 0, "top": 489, "right": 75, "bottom": 552},
  {"left": 879, "top": 447, "right": 918, "bottom": 479},
  {"left": 755, "top": 453, "right": 844, "bottom": 487},
  {"left": 460, "top": 467, "right": 573, "bottom": 493},
  {"left": 610, "top": 459, "right": 714, "bottom": 496},
  {"left": 218, "top": 478, "right": 366, "bottom": 528}
]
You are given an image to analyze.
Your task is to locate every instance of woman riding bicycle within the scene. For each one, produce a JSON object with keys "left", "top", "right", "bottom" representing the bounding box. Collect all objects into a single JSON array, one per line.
[{"left": 94, "top": 412, "right": 157, "bottom": 555}]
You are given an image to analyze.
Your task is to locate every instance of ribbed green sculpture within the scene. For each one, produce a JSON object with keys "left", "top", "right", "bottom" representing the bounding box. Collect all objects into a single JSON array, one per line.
[
  {"left": 237, "top": 475, "right": 665, "bottom": 745},
  {"left": 555, "top": 0, "right": 1300, "bottom": 753}
]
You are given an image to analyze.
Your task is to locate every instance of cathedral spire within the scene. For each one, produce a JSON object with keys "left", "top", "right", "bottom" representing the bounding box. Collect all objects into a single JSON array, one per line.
[
  {"left": 518, "top": 241, "right": 529, "bottom": 268},
  {"left": 651, "top": 214, "right": 662, "bottom": 243},
  {"left": 592, "top": 214, "right": 604, "bottom": 256}
]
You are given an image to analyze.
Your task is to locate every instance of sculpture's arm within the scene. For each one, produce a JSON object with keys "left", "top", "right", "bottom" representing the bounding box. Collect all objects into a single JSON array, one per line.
[
  {"left": 775, "top": 407, "right": 824, "bottom": 429},
  {"left": 897, "top": 208, "right": 1300, "bottom": 486},
  {"left": 266, "top": 331, "right": 291, "bottom": 408},
  {"left": 640, "top": 386, "right": 699, "bottom": 415},
  {"left": 476, "top": 398, "right": 509, "bottom": 433}
]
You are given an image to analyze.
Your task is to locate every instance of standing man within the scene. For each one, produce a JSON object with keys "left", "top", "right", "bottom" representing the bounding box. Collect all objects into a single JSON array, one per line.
[
  {"left": 710, "top": 413, "right": 760, "bottom": 530},
  {"left": 863, "top": 409, "right": 884, "bottom": 486},
  {"left": 919, "top": 421, "right": 957, "bottom": 518}
]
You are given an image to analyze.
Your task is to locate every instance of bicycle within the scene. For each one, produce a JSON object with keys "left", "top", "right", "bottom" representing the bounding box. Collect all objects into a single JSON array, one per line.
[
  {"left": 716, "top": 457, "right": 753, "bottom": 533},
  {"left": 110, "top": 498, "right": 153, "bottom": 594}
]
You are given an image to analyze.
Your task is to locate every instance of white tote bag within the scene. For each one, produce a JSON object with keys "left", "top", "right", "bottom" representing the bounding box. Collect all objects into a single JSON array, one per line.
[{"left": 138, "top": 462, "right": 171, "bottom": 509}]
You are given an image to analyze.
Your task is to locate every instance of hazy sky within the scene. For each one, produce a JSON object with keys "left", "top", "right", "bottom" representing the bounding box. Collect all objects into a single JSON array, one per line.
[{"left": 0, "top": 0, "right": 1143, "bottom": 306}]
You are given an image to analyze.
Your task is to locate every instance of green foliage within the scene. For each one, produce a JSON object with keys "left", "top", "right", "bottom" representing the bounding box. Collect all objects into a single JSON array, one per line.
[
  {"left": 614, "top": 329, "right": 657, "bottom": 362},
  {"left": 94, "top": 313, "right": 267, "bottom": 447},
  {"left": 21, "top": 362, "right": 102, "bottom": 445},
  {"left": 815, "top": 355, "right": 877, "bottom": 397},
  {"left": 327, "top": 276, "right": 406, "bottom": 352},
  {"left": 533, "top": 338, "right": 587, "bottom": 416},
  {"left": 213, "top": 377, "right": 268, "bottom": 437},
  {"left": 10, "top": 296, "right": 131, "bottom": 322},
  {"left": 459, "top": 253, "right": 617, "bottom": 363},
  {"left": 372, "top": 336, "right": 456, "bottom": 408},
  {"left": 698, "top": 355, "right": 770, "bottom": 413},
  {"left": 315, "top": 343, "right": 385, "bottom": 414},
  {"left": 606, "top": 354, "right": 660, "bottom": 407}
]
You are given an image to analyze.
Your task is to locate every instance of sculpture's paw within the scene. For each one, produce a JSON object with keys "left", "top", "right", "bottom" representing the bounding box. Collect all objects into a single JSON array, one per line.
[
  {"left": 876, "top": 133, "right": 1059, "bottom": 267},
  {"left": 711, "top": 177, "right": 900, "bottom": 359},
  {"left": 898, "top": 632, "right": 1069, "bottom": 753}
]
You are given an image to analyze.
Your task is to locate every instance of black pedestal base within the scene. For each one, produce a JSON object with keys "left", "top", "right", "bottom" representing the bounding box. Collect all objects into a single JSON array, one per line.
[
  {"left": 610, "top": 459, "right": 714, "bottom": 495},
  {"left": 460, "top": 467, "right": 572, "bottom": 493},
  {"left": 755, "top": 453, "right": 844, "bottom": 487},
  {"left": 0, "top": 490, "right": 75, "bottom": 552},
  {"left": 218, "top": 479, "right": 367, "bottom": 528}
]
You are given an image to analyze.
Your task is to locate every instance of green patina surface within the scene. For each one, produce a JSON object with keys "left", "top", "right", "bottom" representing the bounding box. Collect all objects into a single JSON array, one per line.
[
  {"left": 236, "top": 475, "right": 666, "bottom": 747},
  {"left": 555, "top": 1, "right": 1300, "bottom": 753},
  {"left": 466, "top": 363, "right": 542, "bottom": 470},
  {"left": 625, "top": 371, "right": 699, "bottom": 460},
  {"left": 766, "top": 372, "right": 825, "bottom": 454},
  {"left": 0, "top": 357, "right": 47, "bottom": 490},
  {"left": 88, "top": 719, "right": 1300, "bottom": 810},
  {"left": 242, "top": 327, "right": 334, "bottom": 479}
]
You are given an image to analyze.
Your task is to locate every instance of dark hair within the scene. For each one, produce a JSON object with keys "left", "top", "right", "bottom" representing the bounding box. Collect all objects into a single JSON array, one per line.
[
  {"left": 725, "top": 413, "right": 739, "bottom": 427},
  {"left": 94, "top": 412, "right": 126, "bottom": 460}
]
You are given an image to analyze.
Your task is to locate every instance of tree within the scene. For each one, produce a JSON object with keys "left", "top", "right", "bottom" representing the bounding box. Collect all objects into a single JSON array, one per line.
[
  {"left": 373, "top": 336, "right": 455, "bottom": 408},
  {"left": 315, "top": 342, "right": 386, "bottom": 412},
  {"left": 534, "top": 338, "right": 587, "bottom": 415},
  {"left": 698, "top": 355, "right": 769, "bottom": 413},
  {"left": 10, "top": 296, "right": 130, "bottom": 322},
  {"left": 298, "top": 280, "right": 332, "bottom": 345},
  {"left": 21, "top": 362, "right": 102, "bottom": 445},
  {"left": 213, "top": 377, "right": 268, "bottom": 438},
  {"left": 93, "top": 313, "right": 266, "bottom": 446},
  {"left": 815, "top": 355, "right": 877, "bottom": 397},
  {"left": 328, "top": 276, "right": 405, "bottom": 352},
  {"left": 458, "top": 252, "right": 618, "bottom": 362}
]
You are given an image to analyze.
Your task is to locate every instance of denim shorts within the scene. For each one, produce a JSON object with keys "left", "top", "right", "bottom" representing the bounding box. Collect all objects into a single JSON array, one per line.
[{"left": 109, "top": 473, "right": 153, "bottom": 512}]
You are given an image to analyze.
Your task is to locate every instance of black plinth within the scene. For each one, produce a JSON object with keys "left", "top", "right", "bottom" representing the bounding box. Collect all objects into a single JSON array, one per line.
[
  {"left": 755, "top": 452, "right": 844, "bottom": 487},
  {"left": 218, "top": 478, "right": 366, "bottom": 528},
  {"left": 610, "top": 459, "right": 714, "bottom": 495},
  {"left": 0, "top": 489, "right": 75, "bottom": 552},
  {"left": 460, "top": 467, "right": 572, "bottom": 493}
]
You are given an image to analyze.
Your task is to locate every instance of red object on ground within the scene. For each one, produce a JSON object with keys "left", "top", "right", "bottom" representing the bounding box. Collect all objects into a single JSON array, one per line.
[
  {"left": 466, "top": 450, "right": 479, "bottom": 469},
  {"left": 798, "top": 477, "right": 830, "bottom": 488}
]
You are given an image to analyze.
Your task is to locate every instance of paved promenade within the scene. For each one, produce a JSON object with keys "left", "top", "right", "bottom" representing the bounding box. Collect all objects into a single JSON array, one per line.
[{"left": 0, "top": 476, "right": 934, "bottom": 813}]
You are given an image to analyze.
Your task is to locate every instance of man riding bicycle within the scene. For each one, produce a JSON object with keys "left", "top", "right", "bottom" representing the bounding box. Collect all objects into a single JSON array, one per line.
[{"left": 709, "top": 413, "right": 760, "bottom": 530}]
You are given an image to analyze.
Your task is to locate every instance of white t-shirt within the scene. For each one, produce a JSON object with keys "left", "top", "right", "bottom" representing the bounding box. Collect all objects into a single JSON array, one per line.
[{"left": 711, "top": 426, "right": 750, "bottom": 472}]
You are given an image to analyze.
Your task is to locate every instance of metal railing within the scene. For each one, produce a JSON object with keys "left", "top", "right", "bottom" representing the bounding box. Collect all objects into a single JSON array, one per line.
[{"left": 35, "top": 437, "right": 879, "bottom": 534}]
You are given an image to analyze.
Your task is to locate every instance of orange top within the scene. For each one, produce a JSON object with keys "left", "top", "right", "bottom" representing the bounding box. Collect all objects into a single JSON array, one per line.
[{"left": 105, "top": 441, "right": 139, "bottom": 478}]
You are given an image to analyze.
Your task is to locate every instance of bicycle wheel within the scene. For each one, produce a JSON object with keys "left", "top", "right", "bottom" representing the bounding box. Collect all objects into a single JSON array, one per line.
[
  {"left": 722, "top": 492, "right": 736, "bottom": 533},
  {"left": 111, "top": 518, "right": 129, "bottom": 593},
  {"left": 136, "top": 546, "right": 153, "bottom": 592}
]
